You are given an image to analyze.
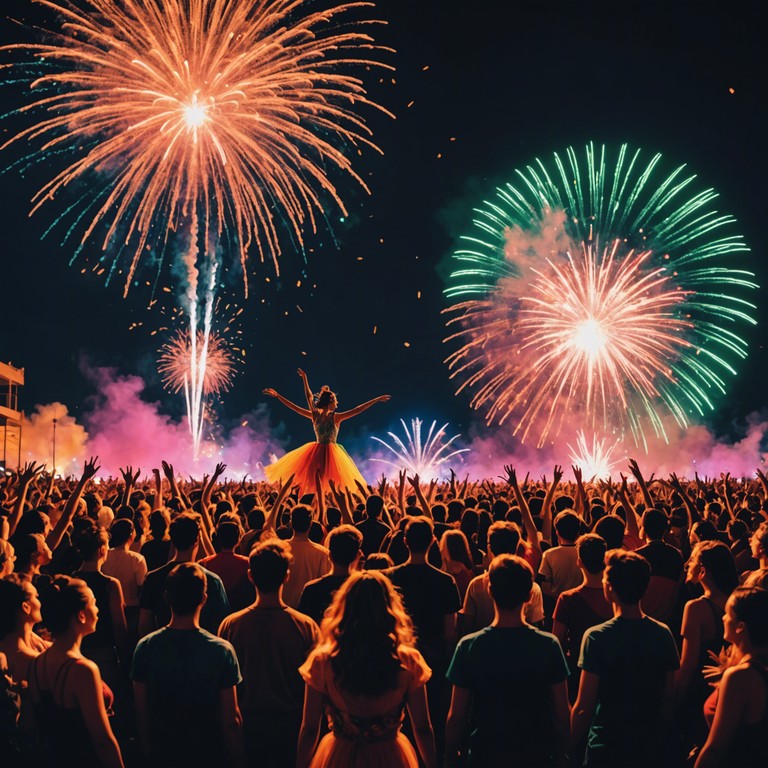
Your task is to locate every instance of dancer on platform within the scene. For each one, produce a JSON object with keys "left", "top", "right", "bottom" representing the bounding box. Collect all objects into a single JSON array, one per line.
[{"left": 263, "top": 368, "right": 389, "bottom": 496}]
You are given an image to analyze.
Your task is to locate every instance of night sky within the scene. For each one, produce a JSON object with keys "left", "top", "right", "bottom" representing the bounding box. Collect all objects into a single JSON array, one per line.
[{"left": 1, "top": 1, "right": 766, "bottom": 473}]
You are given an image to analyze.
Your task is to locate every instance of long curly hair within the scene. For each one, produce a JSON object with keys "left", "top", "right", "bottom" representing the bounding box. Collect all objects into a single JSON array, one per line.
[{"left": 319, "top": 570, "right": 415, "bottom": 696}]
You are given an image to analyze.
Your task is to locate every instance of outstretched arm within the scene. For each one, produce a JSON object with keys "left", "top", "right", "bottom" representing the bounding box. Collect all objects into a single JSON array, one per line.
[
  {"left": 297, "top": 368, "right": 315, "bottom": 411},
  {"left": 263, "top": 388, "right": 312, "bottom": 419},
  {"left": 336, "top": 394, "right": 390, "bottom": 422}
]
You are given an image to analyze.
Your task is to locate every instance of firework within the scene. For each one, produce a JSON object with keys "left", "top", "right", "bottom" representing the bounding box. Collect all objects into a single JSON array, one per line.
[
  {"left": 158, "top": 330, "right": 235, "bottom": 396},
  {"left": 2, "top": 0, "right": 391, "bottom": 294},
  {"left": 444, "top": 142, "right": 757, "bottom": 448},
  {"left": 371, "top": 418, "right": 469, "bottom": 481},
  {"left": 568, "top": 431, "right": 622, "bottom": 481}
]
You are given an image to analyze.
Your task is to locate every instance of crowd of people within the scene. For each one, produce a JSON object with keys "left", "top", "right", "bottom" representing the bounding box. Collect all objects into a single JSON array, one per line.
[{"left": 1, "top": 456, "right": 767, "bottom": 767}]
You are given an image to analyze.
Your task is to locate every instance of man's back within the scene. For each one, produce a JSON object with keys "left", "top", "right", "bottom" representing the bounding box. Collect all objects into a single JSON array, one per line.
[{"left": 282, "top": 538, "right": 330, "bottom": 608}]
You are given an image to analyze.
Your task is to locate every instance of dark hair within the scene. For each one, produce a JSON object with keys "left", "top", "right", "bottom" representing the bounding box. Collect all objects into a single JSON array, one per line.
[
  {"left": 693, "top": 540, "right": 739, "bottom": 595},
  {"left": 605, "top": 549, "right": 651, "bottom": 604},
  {"left": 37, "top": 575, "right": 91, "bottom": 636},
  {"left": 730, "top": 586, "right": 768, "bottom": 646},
  {"left": 246, "top": 507, "right": 266, "bottom": 531},
  {"left": 109, "top": 518, "right": 134, "bottom": 547},
  {"left": 642, "top": 509, "right": 669, "bottom": 540},
  {"left": 325, "top": 507, "right": 342, "bottom": 529},
  {"left": 291, "top": 505, "right": 312, "bottom": 534},
  {"left": 72, "top": 521, "right": 109, "bottom": 561},
  {"left": 363, "top": 552, "right": 394, "bottom": 570},
  {"left": 440, "top": 529, "right": 474, "bottom": 571},
  {"left": 592, "top": 515, "right": 625, "bottom": 550},
  {"left": 13, "top": 509, "right": 49, "bottom": 537},
  {"left": 169, "top": 513, "right": 201, "bottom": 550},
  {"left": 313, "top": 386, "right": 336, "bottom": 410},
  {"left": 0, "top": 576, "right": 33, "bottom": 638},
  {"left": 213, "top": 521, "right": 241, "bottom": 551},
  {"left": 487, "top": 521, "right": 521, "bottom": 556},
  {"left": 327, "top": 525, "right": 363, "bottom": 567},
  {"left": 404, "top": 517, "right": 434, "bottom": 554},
  {"left": 249, "top": 539, "right": 293, "bottom": 592},
  {"left": 576, "top": 533, "right": 607, "bottom": 574},
  {"left": 148, "top": 509, "right": 170, "bottom": 538},
  {"left": 164, "top": 563, "right": 207, "bottom": 615},
  {"left": 488, "top": 554, "right": 534, "bottom": 609},
  {"left": 10, "top": 533, "right": 45, "bottom": 573},
  {"left": 365, "top": 495, "right": 384, "bottom": 519},
  {"left": 554, "top": 511, "right": 582, "bottom": 542}
]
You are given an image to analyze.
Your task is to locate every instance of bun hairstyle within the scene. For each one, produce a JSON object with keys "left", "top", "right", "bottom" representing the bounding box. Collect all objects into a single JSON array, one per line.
[
  {"left": 313, "top": 385, "right": 336, "bottom": 410},
  {"left": 72, "top": 519, "right": 108, "bottom": 561},
  {"left": 36, "top": 574, "right": 91, "bottom": 636}
]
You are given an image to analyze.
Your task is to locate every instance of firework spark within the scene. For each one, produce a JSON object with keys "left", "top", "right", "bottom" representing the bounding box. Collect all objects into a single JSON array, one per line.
[
  {"left": 158, "top": 330, "right": 235, "bottom": 396},
  {"left": 2, "top": 0, "right": 391, "bottom": 294},
  {"left": 444, "top": 143, "right": 757, "bottom": 448},
  {"left": 568, "top": 431, "right": 622, "bottom": 481},
  {"left": 371, "top": 418, "right": 469, "bottom": 481}
]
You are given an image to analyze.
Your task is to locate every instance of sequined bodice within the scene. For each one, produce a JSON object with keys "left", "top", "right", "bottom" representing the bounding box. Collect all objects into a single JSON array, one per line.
[{"left": 313, "top": 413, "right": 339, "bottom": 444}]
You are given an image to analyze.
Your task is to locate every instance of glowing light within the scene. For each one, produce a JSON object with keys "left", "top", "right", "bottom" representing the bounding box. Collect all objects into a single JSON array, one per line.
[
  {"left": 158, "top": 330, "right": 235, "bottom": 396},
  {"left": 444, "top": 142, "right": 757, "bottom": 448},
  {"left": 568, "top": 431, "right": 622, "bottom": 481},
  {"left": 2, "top": 0, "right": 391, "bottom": 295},
  {"left": 371, "top": 418, "right": 469, "bottom": 481}
]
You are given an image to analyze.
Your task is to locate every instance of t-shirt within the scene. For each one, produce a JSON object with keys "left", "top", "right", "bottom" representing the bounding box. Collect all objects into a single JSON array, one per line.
[
  {"left": 461, "top": 573, "right": 545, "bottom": 634},
  {"left": 552, "top": 584, "right": 613, "bottom": 664},
  {"left": 139, "top": 561, "right": 230, "bottom": 634},
  {"left": 538, "top": 545, "right": 581, "bottom": 598},
  {"left": 298, "top": 573, "right": 349, "bottom": 625},
  {"left": 447, "top": 625, "right": 569, "bottom": 766},
  {"left": 103, "top": 547, "right": 148, "bottom": 607},
  {"left": 355, "top": 517, "right": 391, "bottom": 556},
  {"left": 199, "top": 550, "right": 254, "bottom": 612},
  {"left": 132, "top": 627, "right": 241, "bottom": 766},
  {"left": 282, "top": 538, "right": 330, "bottom": 608},
  {"left": 578, "top": 615, "right": 680, "bottom": 762},
  {"left": 218, "top": 605, "right": 319, "bottom": 722},
  {"left": 383, "top": 563, "right": 460, "bottom": 667},
  {"left": 636, "top": 540, "right": 684, "bottom": 581}
]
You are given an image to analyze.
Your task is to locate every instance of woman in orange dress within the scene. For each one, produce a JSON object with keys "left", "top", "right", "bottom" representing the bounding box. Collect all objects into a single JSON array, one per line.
[
  {"left": 295, "top": 570, "right": 437, "bottom": 768},
  {"left": 263, "top": 368, "right": 389, "bottom": 496}
]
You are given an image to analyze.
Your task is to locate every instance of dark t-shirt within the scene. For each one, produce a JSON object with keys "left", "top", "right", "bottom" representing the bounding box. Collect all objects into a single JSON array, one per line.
[
  {"left": 384, "top": 562, "right": 460, "bottom": 666},
  {"left": 139, "top": 561, "right": 230, "bottom": 634},
  {"left": 552, "top": 585, "right": 612, "bottom": 663},
  {"left": 132, "top": 627, "right": 241, "bottom": 766},
  {"left": 298, "top": 573, "right": 349, "bottom": 624},
  {"left": 579, "top": 615, "right": 680, "bottom": 763},
  {"left": 447, "top": 625, "right": 569, "bottom": 766},
  {"left": 636, "top": 540, "right": 684, "bottom": 581},
  {"left": 355, "top": 517, "right": 391, "bottom": 556}
]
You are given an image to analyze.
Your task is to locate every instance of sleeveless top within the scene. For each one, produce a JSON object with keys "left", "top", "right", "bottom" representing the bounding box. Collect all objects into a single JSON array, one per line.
[
  {"left": 76, "top": 570, "right": 117, "bottom": 652},
  {"left": 313, "top": 413, "right": 339, "bottom": 444},
  {"left": 325, "top": 697, "right": 406, "bottom": 743},
  {"left": 28, "top": 655, "right": 112, "bottom": 767}
]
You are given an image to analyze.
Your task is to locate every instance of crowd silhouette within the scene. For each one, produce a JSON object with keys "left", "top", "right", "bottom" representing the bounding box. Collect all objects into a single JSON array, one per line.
[{"left": 1, "top": 456, "right": 767, "bottom": 767}]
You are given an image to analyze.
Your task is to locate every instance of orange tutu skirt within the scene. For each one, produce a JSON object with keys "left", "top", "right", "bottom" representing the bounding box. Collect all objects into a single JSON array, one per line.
[{"left": 264, "top": 441, "right": 367, "bottom": 495}]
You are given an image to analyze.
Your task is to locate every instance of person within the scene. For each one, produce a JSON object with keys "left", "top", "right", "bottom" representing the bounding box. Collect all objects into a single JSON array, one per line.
[
  {"left": 263, "top": 368, "right": 390, "bottom": 495},
  {"left": 675, "top": 540, "right": 739, "bottom": 755},
  {"left": 282, "top": 505, "right": 331, "bottom": 608},
  {"left": 138, "top": 513, "right": 230, "bottom": 637},
  {"left": 461, "top": 521, "right": 545, "bottom": 634},
  {"left": 200, "top": 520, "right": 254, "bottom": 612},
  {"left": 28, "top": 574, "right": 124, "bottom": 767},
  {"left": 132, "top": 562, "right": 244, "bottom": 768},
  {"left": 740, "top": 521, "right": 768, "bottom": 589},
  {"left": 538, "top": 511, "right": 584, "bottom": 624},
  {"left": 444, "top": 554, "right": 570, "bottom": 767},
  {"left": 439, "top": 529, "right": 475, "bottom": 601},
  {"left": 218, "top": 539, "right": 319, "bottom": 767},
  {"left": 295, "top": 570, "right": 436, "bottom": 768},
  {"left": 0, "top": 576, "right": 48, "bottom": 684},
  {"left": 355, "top": 494, "right": 392, "bottom": 557},
  {"left": 299, "top": 524, "right": 363, "bottom": 624},
  {"left": 551, "top": 533, "right": 612, "bottom": 703},
  {"left": 571, "top": 549, "right": 680, "bottom": 767},
  {"left": 139, "top": 510, "right": 172, "bottom": 572},
  {"left": 694, "top": 587, "right": 768, "bottom": 767}
]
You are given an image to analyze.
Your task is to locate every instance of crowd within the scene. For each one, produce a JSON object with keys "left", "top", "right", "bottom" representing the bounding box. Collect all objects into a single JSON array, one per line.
[{"left": 1, "top": 457, "right": 767, "bottom": 767}]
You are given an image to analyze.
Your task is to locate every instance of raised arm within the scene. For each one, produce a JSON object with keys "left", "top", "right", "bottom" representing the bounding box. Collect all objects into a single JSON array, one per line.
[
  {"left": 407, "top": 474, "right": 432, "bottom": 518},
  {"left": 7, "top": 461, "right": 45, "bottom": 538},
  {"left": 297, "top": 368, "right": 315, "bottom": 411},
  {"left": 540, "top": 465, "right": 563, "bottom": 545},
  {"left": 628, "top": 458, "right": 654, "bottom": 511},
  {"left": 263, "top": 387, "right": 312, "bottom": 419},
  {"left": 503, "top": 465, "right": 542, "bottom": 560},
  {"left": 264, "top": 474, "right": 295, "bottom": 532},
  {"left": 48, "top": 457, "right": 100, "bottom": 552},
  {"left": 335, "top": 394, "right": 390, "bottom": 422}
]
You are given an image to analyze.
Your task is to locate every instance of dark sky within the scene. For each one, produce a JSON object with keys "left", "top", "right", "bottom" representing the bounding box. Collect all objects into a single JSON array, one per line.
[{"left": 1, "top": 0, "right": 766, "bottom": 457}]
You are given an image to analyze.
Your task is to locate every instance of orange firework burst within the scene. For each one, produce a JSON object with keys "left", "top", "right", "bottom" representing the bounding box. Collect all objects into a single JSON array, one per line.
[
  {"left": 2, "top": 0, "right": 391, "bottom": 293},
  {"left": 158, "top": 330, "right": 235, "bottom": 396}
]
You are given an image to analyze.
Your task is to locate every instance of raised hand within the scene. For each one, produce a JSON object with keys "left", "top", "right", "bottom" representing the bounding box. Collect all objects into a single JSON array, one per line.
[
  {"left": 627, "top": 458, "right": 644, "bottom": 482},
  {"left": 120, "top": 465, "right": 140, "bottom": 485},
  {"left": 19, "top": 461, "right": 45, "bottom": 484},
  {"left": 552, "top": 465, "right": 564, "bottom": 484},
  {"left": 297, "top": 368, "right": 307, "bottom": 379},
  {"left": 82, "top": 456, "right": 101, "bottom": 481},
  {"left": 213, "top": 462, "right": 227, "bottom": 479},
  {"left": 377, "top": 394, "right": 391, "bottom": 403},
  {"left": 263, "top": 387, "right": 278, "bottom": 398},
  {"left": 161, "top": 461, "right": 175, "bottom": 482},
  {"left": 572, "top": 464, "right": 583, "bottom": 484}
]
